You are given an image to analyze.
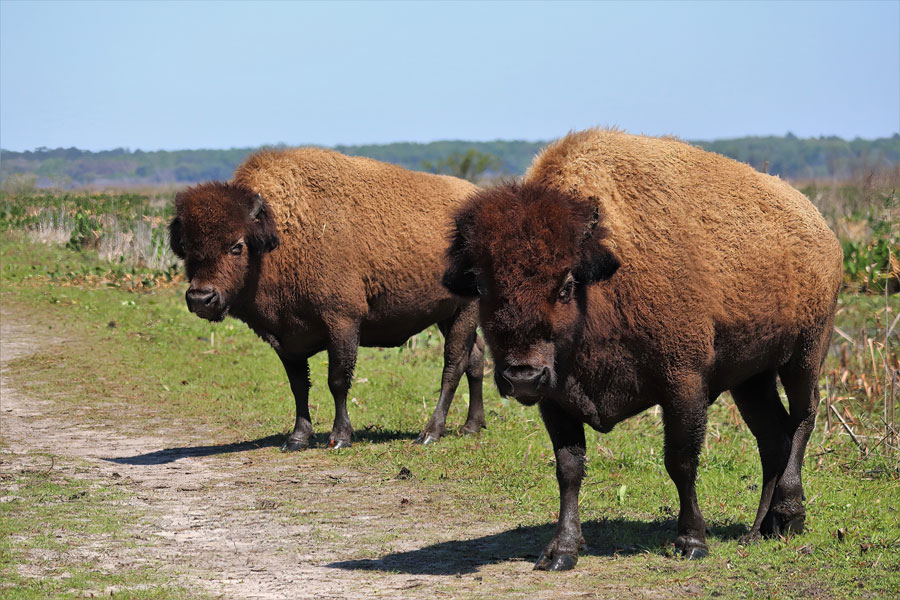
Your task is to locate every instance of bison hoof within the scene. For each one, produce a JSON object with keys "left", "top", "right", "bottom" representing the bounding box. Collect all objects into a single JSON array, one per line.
[
  {"left": 459, "top": 422, "right": 486, "bottom": 436},
  {"left": 326, "top": 438, "right": 352, "bottom": 450},
  {"left": 738, "top": 530, "right": 762, "bottom": 545},
  {"left": 762, "top": 512, "right": 805, "bottom": 537},
  {"left": 782, "top": 516, "right": 805, "bottom": 535},
  {"left": 534, "top": 550, "right": 578, "bottom": 571},
  {"left": 281, "top": 436, "right": 311, "bottom": 452},
  {"left": 413, "top": 431, "right": 440, "bottom": 445},
  {"left": 684, "top": 546, "right": 708, "bottom": 560},
  {"left": 675, "top": 535, "right": 708, "bottom": 560}
]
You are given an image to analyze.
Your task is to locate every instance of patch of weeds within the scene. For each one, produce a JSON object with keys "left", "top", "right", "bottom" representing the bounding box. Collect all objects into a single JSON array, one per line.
[{"left": 0, "top": 192, "right": 182, "bottom": 289}]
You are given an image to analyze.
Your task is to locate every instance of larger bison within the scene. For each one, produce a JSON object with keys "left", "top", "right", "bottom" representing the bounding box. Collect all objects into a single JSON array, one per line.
[
  {"left": 170, "top": 148, "right": 485, "bottom": 450},
  {"left": 443, "top": 129, "right": 843, "bottom": 570}
]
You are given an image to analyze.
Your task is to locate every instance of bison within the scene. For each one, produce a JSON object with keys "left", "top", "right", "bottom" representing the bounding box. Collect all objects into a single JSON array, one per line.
[
  {"left": 170, "top": 148, "right": 486, "bottom": 450},
  {"left": 443, "top": 129, "right": 843, "bottom": 570}
]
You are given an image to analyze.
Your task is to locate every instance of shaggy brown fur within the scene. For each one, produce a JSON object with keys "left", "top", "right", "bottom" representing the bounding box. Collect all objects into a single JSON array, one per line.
[
  {"left": 171, "top": 147, "right": 486, "bottom": 450},
  {"left": 445, "top": 128, "right": 843, "bottom": 570}
]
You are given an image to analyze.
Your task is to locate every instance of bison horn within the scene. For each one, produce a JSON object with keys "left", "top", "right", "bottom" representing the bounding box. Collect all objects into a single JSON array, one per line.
[
  {"left": 581, "top": 204, "right": 600, "bottom": 242},
  {"left": 249, "top": 194, "right": 265, "bottom": 219},
  {"left": 589, "top": 206, "right": 600, "bottom": 231}
]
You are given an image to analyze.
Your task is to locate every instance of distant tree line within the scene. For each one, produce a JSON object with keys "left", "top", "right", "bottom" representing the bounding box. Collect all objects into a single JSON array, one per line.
[
  {"left": 335, "top": 140, "right": 546, "bottom": 179},
  {"left": 0, "top": 147, "right": 255, "bottom": 188},
  {"left": 696, "top": 133, "right": 900, "bottom": 180},
  {"left": 1, "top": 134, "right": 897, "bottom": 189}
]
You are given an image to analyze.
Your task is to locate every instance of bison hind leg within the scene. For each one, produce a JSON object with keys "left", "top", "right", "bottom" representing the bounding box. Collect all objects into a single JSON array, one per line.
[
  {"left": 324, "top": 319, "right": 361, "bottom": 449},
  {"left": 731, "top": 369, "right": 792, "bottom": 542},
  {"left": 415, "top": 305, "right": 483, "bottom": 444},
  {"left": 768, "top": 330, "right": 829, "bottom": 535},
  {"left": 459, "top": 333, "right": 486, "bottom": 435}
]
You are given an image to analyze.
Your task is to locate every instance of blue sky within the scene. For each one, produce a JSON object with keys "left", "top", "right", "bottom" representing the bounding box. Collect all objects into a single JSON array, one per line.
[{"left": 1, "top": 0, "right": 898, "bottom": 151}]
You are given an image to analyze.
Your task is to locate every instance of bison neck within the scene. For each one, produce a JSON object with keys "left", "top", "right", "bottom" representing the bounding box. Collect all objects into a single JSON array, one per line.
[
  {"left": 558, "top": 359, "right": 655, "bottom": 433},
  {"left": 552, "top": 313, "right": 659, "bottom": 433},
  {"left": 228, "top": 268, "right": 328, "bottom": 357}
]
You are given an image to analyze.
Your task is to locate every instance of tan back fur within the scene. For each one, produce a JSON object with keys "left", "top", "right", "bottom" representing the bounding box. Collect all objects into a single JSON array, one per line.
[
  {"left": 525, "top": 129, "right": 843, "bottom": 343},
  {"left": 232, "top": 148, "right": 478, "bottom": 308}
]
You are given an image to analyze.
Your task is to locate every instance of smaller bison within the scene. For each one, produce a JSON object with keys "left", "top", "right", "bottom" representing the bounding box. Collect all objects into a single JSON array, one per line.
[
  {"left": 444, "top": 129, "right": 843, "bottom": 570},
  {"left": 170, "top": 148, "right": 486, "bottom": 450}
]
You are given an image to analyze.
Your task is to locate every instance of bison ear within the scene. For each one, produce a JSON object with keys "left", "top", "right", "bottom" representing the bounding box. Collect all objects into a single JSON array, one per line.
[
  {"left": 574, "top": 206, "right": 620, "bottom": 284},
  {"left": 576, "top": 241, "right": 620, "bottom": 284},
  {"left": 442, "top": 222, "right": 479, "bottom": 298},
  {"left": 246, "top": 193, "right": 280, "bottom": 253},
  {"left": 169, "top": 217, "right": 185, "bottom": 259}
]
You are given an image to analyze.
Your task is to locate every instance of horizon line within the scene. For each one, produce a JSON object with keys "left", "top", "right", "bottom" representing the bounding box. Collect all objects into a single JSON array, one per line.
[{"left": 3, "top": 131, "right": 899, "bottom": 155}]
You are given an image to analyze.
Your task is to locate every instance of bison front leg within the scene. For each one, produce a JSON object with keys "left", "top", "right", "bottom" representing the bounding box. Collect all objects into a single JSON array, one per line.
[
  {"left": 535, "top": 399, "right": 587, "bottom": 571},
  {"left": 662, "top": 397, "right": 709, "bottom": 559},
  {"left": 325, "top": 320, "right": 360, "bottom": 449},
  {"left": 279, "top": 355, "right": 313, "bottom": 451}
]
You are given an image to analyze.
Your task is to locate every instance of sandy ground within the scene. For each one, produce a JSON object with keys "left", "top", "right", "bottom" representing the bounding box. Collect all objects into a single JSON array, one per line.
[{"left": 1, "top": 307, "right": 590, "bottom": 599}]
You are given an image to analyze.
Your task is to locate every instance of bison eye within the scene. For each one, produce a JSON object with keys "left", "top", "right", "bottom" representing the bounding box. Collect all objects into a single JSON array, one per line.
[
  {"left": 230, "top": 241, "right": 244, "bottom": 256},
  {"left": 558, "top": 275, "right": 575, "bottom": 304},
  {"left": 476, "top": 281, "right": 488, "bottom": 297}
]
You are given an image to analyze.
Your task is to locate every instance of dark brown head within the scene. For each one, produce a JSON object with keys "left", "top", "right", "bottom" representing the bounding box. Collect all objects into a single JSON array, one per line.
[
  {"left": 169, "top": 182, "right": 280, "bottom": 321},
  {"left": 443, "top": 182, "right": 620, "bottom": 403}
]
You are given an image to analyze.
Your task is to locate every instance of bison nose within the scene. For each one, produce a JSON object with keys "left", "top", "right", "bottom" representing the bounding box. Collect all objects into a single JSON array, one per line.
[
  {"left": 185, "top": 287, "right": 218, "bottom": 312},
  {"left": 502, "top": 365, "right": 549, "bottom": 391}
]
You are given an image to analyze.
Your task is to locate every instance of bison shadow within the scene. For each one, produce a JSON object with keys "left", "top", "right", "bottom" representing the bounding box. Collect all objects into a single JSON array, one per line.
[
  {"left": 328, "top": 518, "right": 747, "bottom": 575},
  {"left": 338, "top": 427, "right": 420, "bottom": 445},
  {"left": 103, "top": 434, "right": 283, "bottom": 465},
  {"left": 103, "top": 428, "right": 421, "bottom": 466}
]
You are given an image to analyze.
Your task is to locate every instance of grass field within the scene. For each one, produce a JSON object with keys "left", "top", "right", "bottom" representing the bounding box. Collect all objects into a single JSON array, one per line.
[{"left": 1, "top": 188, "right": 898, "bottom": 598}]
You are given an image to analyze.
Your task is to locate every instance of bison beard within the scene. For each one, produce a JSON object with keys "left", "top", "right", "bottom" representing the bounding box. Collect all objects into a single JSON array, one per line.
[
  {"left": 444, "top": 129, "right": 843, "bottom": 570},
  {"left": 170, "top": 148, "right": 487, "bottom": 453}
]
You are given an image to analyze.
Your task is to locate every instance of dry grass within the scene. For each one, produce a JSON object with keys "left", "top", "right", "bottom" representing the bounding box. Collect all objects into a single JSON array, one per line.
[
  {"left": 824, "top": 294, "right": 899, "bottom": 460},
  {"left": 10, "top": 192, "right": 179, "bottom": 273},
  {"left": 26, "top": 208, "right": 74, "bottom": 245},
  {"left": 97, "top": 214, "right": 175, "bottom": 271}
]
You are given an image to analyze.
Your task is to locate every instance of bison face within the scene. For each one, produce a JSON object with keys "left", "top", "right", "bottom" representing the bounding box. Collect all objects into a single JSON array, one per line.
[
  {"left": 443, "top": 183, "right": 619, "bottom": 404},
  {"left": 169, "top": 182, "right": 280, "bottom": 322}
]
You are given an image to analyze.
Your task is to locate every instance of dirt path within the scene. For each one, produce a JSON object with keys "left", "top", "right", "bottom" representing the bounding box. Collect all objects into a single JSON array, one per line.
[{"left": 1, "top": 307, "right": 568, "bottom": 599}]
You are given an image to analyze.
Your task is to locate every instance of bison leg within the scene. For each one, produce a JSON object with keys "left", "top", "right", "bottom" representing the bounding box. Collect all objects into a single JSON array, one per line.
[
  {"left": 279, "top": 355, "right": 314, "bottom": 451},
  {"left": 460, "top": 334, "right": 486, "bottom": 435},
  {"left": 534, "top": 399, "right": 586, "bottom": 571},
  {"left": 769, "top": 345, "right": 825, "bottom": 536},
  {"left": 415, "top": 306, "right": 483, "bottom": 444},
  {"left": 662, "top": 395, "right": 709, "bottom": 559},
  {"left": 731, "top": 369, "right": 791, "bottom": 542},
  {"left": 325, "top": 321, "right": 360, "bottom": 449}
]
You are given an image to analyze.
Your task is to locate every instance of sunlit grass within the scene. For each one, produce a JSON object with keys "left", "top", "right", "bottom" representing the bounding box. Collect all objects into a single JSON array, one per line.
[{"left": 2, "top": 230, "right": 898, "bottom": 597}]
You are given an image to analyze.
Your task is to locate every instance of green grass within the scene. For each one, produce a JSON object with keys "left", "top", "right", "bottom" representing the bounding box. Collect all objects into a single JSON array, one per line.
[{"left": 2, "top": 230, "right": 899, "bottom": 598}]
